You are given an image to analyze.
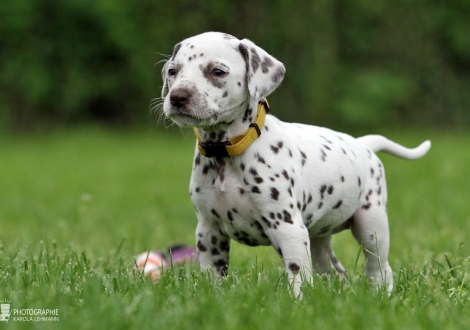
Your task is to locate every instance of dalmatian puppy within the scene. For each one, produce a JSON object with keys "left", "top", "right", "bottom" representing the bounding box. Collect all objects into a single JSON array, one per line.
[{"left": 159, "top": 32, "right": 430, "bottom": 297}]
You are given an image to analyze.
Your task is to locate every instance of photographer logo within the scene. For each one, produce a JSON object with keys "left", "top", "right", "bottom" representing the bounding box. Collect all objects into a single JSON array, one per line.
[
  {"left": 0, "top": 300, "right": 59, "bottom": 322},
  {"left": 0, "top": 302, "right": 10, "bottom": 322}
]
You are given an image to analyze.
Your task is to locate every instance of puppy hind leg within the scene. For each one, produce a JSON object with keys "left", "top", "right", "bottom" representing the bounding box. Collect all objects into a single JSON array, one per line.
[
  {"left": 310, "top": 236, "right": 345, "bottom": 274},
  {"left": 350, "top": 208, "right": 393, "bottom": 292}
]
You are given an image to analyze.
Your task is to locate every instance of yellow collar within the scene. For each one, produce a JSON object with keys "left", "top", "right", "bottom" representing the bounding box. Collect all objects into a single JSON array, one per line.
[{"left": 194, "top": 99, "right": 270, "bottom": 158}]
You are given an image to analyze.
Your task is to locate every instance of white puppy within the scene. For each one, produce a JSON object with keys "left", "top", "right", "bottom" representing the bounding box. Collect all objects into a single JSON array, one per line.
[{"left": 159, "top": 32, "right": 430, "bottom": 297}]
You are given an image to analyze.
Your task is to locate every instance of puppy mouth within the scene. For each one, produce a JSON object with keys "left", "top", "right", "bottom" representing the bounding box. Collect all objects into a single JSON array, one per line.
[
  {"left": 167, "top": 106, "right": 231, "bottom": 128},
  {"left": 169, "top": 110, "right": 196, "bottom": 119},
  {"left": 167, "top": 110, "right": 199, "bottom": 125}
]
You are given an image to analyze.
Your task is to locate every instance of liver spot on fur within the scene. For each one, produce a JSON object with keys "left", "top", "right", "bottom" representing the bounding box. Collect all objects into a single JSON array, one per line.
[
  {"left": 288, "top": 262, "right": 300, "bottom": 273},
  {"left": 250, "top": 48, "right": 261, "bottom": 73},
  {"left": 261, "top": 56, "right": 274, "bottom": 73},
  {"left": 200, "top": 63, "right": 226, "bottom": 88}
]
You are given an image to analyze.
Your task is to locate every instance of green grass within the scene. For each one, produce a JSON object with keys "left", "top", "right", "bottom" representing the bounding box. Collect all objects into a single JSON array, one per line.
[{"left": 0, "top": 127, "right": 469, "bottom": 329}]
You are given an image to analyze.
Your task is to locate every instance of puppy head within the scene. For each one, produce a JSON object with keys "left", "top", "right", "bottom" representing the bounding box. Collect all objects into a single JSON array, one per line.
[{"left": 161, "top": 32, "right": 285, "bottom": 127}]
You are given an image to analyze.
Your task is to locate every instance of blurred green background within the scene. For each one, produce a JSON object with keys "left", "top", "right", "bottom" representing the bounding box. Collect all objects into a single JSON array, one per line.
[{"left": 1, "top": 0, "right": 469, "bottom": 132}]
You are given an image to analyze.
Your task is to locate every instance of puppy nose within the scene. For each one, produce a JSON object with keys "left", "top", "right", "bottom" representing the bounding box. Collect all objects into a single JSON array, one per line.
[{"left": 170, "top": 89, "right": 190, "bottom": 108}]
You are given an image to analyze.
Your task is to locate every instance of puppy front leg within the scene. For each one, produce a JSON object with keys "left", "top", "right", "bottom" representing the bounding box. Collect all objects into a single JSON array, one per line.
[
  {"left": 195, "top": 219, "right": 231, "bottom": 276},
  {"left": 268, "top": 222, "right": 312, "bottom": 298}
]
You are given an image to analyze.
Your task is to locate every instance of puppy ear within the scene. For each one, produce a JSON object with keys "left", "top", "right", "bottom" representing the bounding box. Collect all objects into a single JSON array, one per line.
[
  {"left": 161, "top": 60, "right": 170, "bottom": 98},
  {"left": 170, "top": 42, "right": 182, "bottom": 60},
  {"left": 239, "top": 39, "right": 286, "bottom": 101}
]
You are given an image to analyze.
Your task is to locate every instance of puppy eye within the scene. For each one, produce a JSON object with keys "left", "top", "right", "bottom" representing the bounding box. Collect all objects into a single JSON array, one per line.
[
  {"left": 212, "top": 69, "right": 226, "bottom": 77},
  {"left": 168, "top": 68, "right": 177, "bottom": 76}
]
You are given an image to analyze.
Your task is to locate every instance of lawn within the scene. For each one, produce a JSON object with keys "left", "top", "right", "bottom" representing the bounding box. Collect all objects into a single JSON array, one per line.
[{"left": 0, "top": 126, "right": 469, "bottom": 329}]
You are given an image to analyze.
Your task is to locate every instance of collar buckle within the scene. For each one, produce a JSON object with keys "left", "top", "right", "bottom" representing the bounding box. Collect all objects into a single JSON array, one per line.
[{"left": 199, "top": 141, "right": 231, "bottom": 158}]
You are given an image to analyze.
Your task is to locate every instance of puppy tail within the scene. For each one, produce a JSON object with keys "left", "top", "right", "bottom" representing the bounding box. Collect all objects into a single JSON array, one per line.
[{"left": 357, "top": 135, "right": 431, "bottom": 160}]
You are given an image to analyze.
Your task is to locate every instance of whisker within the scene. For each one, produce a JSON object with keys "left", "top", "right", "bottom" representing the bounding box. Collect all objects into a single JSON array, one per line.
[
  {"left": 154, "top": 53, "right": 170, "bottom": 68},
  {"left": 149, "top": 96, "right": 171, "bottom": 127},
  {"left": 155, "top": 52, "right": 170, "bottom": 59},
  {"left": 164, "top": 118, "right": 176, "bottom": 129},
  {"left": 150, "top": 53, "right": 173, "bottom": 128},
  {"left": 150, "top": 97, "right": 163, "bottom": 107},
  {"left": 179, "top": 127, "right": 194, "bottom": 140},
  {"left": 149, "top": 98, "right": 163, "bottom": 114}
]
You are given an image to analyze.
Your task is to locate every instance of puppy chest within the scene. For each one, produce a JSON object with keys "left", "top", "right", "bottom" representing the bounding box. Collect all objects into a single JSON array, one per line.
[
  {"left": 190, "top": 167, "right": 271, "bottom": 246},
  {"left": 194, "top": 192, "right": 271, "bottom": 246}
]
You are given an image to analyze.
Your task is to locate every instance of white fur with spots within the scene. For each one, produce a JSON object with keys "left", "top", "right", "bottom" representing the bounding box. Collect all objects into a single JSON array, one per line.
[{"left": 159, "top": 32, "right": 431, "bottom": 297}]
